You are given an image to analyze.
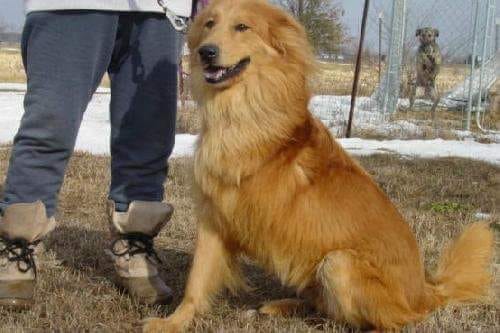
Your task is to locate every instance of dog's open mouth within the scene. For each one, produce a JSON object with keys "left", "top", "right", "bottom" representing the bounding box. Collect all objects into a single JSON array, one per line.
[{"left": 203, "top": 57, "right": 251, "bottom": 84}]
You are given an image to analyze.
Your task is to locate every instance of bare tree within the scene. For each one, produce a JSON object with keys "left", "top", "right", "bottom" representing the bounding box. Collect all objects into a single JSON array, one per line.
[{"left": 277, "top": 0, "right": 345, "bottom": 57}]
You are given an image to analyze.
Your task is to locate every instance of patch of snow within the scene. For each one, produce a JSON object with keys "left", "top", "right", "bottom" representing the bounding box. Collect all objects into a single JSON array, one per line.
[
  {"left": 155, "top": 136, "right": 500, "bottom": 165},
  {"left": 357, "top": 120, "right": 425, "bottom": 137},
  {"left": 2, "top": 86, "right": 494, "bottom": 142},
  {"left": 474, "top": 212, "right": 492, "bottom": 220},
  {"left": 1, "top": 90, "right": 500, "bottom": 165},
  {"left": 0, "top": 91, "right": 25, "bottom": 145},
  {"left": 338, "top": 138, "right": 500, "bottom": 164},
  {"left": 397, "top": 97, "right": 463, "bottom": 109},
  {"left": 310, "top": 95, "right": 500, "bottom": 142},
  {"left": 309, "top": 95, "right": 384, "bottom": 137},
  {"left": 0, "top": 83, "right": 27, "bottom": 92},
  {"left": 0, "top": 91, "right": 196, "bottom": 157},
  {"left": 310, "top": 95, "right": 381, "bottom": 122},
  {"left": 1, "top": 48, "right": 20, "bottom": 52},
  {"left": 454, "top": 130, "right": 500, "bottom": 143},
  {"left": 309, "top": 95, "right": 435, "bottom": 137},
  {"left": 172, "top": 134, "right": 197, "bottom": 157}
]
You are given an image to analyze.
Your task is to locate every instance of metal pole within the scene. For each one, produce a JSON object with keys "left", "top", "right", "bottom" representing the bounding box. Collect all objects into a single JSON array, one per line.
[
  {"left": 381, "top": 2, "right": 396, "bottom": 115},
  {"left": 379, "top": 0, "right": 406, "bottom": 116},
  {"left": 378, "top": 12, "right": 383, "bottom": 85},
  {"left": 476, "top": 0, "right": 493, "bottom": 131},
  {"left": 466, "top": 0, "right": 480, "bottom": 131},
  {"left": 346, "top": 0, "right": 370, "bottom": 138},
  {"left": 496, "top": 18, "right": 500, "bottom": 52}
]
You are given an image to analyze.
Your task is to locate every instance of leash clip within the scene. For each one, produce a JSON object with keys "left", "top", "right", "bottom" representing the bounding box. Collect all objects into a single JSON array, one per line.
[{"left": 157, "top": 0, "right": 188, "bottom": 32}]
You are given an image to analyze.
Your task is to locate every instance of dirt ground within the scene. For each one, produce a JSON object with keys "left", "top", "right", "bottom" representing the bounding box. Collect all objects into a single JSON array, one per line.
[{"left": 0, "top": 146, "right": 498, "bottom": 332}]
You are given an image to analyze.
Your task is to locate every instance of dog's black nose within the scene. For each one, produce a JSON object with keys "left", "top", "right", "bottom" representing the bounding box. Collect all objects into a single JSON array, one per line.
[{"left": 198, "top": 44, "right": 219, "bottom": 63}]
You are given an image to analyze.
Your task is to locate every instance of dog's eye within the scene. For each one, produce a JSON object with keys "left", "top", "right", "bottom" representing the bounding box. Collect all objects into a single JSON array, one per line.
[
  {"left": 205, "top": 20, "right": 215, "bottom": 29},
  {"left": 235, "top": 23, "right": 249, "bottom": 32}
]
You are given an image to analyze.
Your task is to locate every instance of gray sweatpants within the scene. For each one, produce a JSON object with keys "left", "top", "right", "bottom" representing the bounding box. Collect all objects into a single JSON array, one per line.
[{"left": 0, "top": 11, "right": 182, "bottom": 217}]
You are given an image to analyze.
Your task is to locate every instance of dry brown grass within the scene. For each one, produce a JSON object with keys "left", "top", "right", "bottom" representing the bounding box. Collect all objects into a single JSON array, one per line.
[
  {"left": 176, "top": 104, "right": 201, "bottom": 134},
  {"left": 436, "top": 64, "right": 470, "bottom": 96},
  {"left": 399, "top": 63, "right": 470, "bottom": 99},
  {"left": 309, "top": 62, "right": 468, "bottom": 97},
  {"left": 0, "top": 48, "right": 25, "bottom": 83},
  {"left": 310, "top": 62, "right": 380, "bottom": 96},
  {"left": 0, "top": 146, "right": 498, "bottom": 332},
  {"left": 487, "top": 79, "right": 500, "bottom": 128},
  {"left": 0, "top": 47, "right": 110, "bottom": 87}
]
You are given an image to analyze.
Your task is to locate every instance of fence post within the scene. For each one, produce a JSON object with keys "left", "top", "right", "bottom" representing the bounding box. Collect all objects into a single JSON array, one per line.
[
  {"left": 378, "top": 12, "right": 383, "bottom": 86},
  {"left": 476, "top": 0, "right": 495, "bottom": 131},
  {"left": 466, "top": 1, "right": 480, "bottom": 131},
  {"left": 496, "top": 18, "right": 500, "bottom": 52},
  {"left": 378, "top": 0, "right": 407, "bottom": 115}
]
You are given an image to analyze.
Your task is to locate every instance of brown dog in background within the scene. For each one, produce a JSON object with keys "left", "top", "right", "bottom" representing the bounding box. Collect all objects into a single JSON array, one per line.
[
  {"left": 409, "top": 27, "right": 442, "bottom": 118},
  {"left": 144, "top": 1, "right": 494, "bottom": 331}
]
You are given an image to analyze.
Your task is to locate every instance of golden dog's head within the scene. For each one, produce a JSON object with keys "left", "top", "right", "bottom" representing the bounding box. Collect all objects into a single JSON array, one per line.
[{"left": 188, "top": 0, "right": 315, "bottom": 93}]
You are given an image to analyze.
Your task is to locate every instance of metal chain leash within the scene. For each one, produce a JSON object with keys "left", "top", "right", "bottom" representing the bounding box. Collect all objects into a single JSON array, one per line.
[{"left": 157, "top": 0, "right": 189, "bottom": 32}]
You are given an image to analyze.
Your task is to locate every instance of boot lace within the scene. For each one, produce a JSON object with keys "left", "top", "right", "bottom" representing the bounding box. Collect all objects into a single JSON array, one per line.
[
  {"left": 110, "top": 233, "right": 163, "bottom": 264},
  {"left": 0, "top": 237, "right": 39, "bottom": 276}
]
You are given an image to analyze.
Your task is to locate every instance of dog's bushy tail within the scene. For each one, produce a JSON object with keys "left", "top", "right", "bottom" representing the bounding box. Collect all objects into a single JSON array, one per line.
[{"left": 424, "top": 222, "right": 495, "bottom": 310}]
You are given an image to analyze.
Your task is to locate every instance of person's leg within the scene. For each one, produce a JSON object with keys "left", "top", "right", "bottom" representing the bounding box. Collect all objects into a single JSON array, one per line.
[
  {"left": 105, "top": 13, "right": 182, "bottom": 305},
  {"left": 108, "top": 13, "right": 181, "bottom": 211},
  {"left": 0, "top": 10, "right": 118, "bottom": 309},
  {"left": 0, "top": 11, "right": 118, "bottom": 218}
]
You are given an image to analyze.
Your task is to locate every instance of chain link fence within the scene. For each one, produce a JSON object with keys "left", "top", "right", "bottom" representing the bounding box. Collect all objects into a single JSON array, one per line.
[{"left": 313, "top": 0, "right": 498, "bottom": 140}]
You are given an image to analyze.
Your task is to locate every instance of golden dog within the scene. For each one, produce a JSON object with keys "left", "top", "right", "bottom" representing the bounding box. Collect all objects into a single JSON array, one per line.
[{"left": 144, "top": 0, "right": 494, "bottom": 331}]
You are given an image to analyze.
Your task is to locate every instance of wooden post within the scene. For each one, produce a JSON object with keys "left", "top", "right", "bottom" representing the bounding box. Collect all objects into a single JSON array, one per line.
[{"left": 346, "top": 0, "right": 370, "bottom": 138}]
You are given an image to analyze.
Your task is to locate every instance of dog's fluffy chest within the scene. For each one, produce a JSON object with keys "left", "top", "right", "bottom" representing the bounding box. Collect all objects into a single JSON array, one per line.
[
  {"left": 193, "top": 133, "right": 260, "bottom": 223},
  {"left": 193, "top": 140, "right": 319, "bottom": 289},
  {"left": 419, "top": 44, "right": 439, "bottom": 56}
]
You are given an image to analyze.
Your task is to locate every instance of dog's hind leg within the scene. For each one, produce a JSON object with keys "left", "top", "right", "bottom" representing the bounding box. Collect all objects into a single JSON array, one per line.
[
  {"left": 315, "top": 250, "right": 423, "bottom": 330},
  {"left": 143, "top": 222, "right": 246, "bottom": 333},
  {"left": 429, "top": 86, "right": 440, "bottom": 123}
]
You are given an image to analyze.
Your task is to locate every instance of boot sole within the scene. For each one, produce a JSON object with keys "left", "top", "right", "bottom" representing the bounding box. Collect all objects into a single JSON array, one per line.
[{"left": 0, "top": 280, "right": 35, "bottom": 310}]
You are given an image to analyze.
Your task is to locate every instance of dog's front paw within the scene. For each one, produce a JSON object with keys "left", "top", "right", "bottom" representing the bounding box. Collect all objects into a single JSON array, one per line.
[{"left": 142, "top": 317, "right": 183, "bottom": 333}]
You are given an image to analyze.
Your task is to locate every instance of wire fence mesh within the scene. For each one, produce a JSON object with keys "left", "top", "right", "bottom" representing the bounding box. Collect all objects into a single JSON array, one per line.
[{"left": 313, "top": 0, "right": 498, "bottom": 140}]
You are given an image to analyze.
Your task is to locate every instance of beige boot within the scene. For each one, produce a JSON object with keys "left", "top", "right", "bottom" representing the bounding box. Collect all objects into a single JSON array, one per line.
[
  {"left": 0, "top": 201, "right": 56, "bottom": 309},
  {"left": 107, "top": 201, "right": 174, "bottom": 305}
]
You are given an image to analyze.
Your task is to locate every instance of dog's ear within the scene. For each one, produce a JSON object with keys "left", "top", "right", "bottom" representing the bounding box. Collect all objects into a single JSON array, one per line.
[
  {"left": 268, "top": 10, "right": 304, "bottom": 55},
  {"left": 416, "top": 29, "right": 422, "bottom": 37},
  {"left": 434, "top": 29, "right": 439, "bottom": 38},
  {"left": 267, "top": 6, "right": 316, "bottom": 73}
]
